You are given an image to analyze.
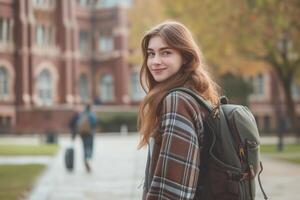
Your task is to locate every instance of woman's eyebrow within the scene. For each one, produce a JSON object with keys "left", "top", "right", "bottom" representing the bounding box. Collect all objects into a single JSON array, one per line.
[{"left": 147, "top": 47, "right": 172, "bottom": 51}]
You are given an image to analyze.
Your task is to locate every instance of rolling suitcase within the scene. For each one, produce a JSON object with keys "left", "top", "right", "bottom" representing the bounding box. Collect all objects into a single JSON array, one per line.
[{"left": 64, "top": 146, "right": 74, "bottom": 171}]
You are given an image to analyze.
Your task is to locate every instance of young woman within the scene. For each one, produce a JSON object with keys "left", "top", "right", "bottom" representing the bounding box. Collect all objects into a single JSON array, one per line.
[{"left": 138, "top": 21, "right": 220, "bottom": 199}]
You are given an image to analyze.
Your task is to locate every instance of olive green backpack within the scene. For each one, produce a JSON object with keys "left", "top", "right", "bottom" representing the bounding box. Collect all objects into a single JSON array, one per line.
[{"left": 171, "top": 88, "right": 268, "bottom": 200}]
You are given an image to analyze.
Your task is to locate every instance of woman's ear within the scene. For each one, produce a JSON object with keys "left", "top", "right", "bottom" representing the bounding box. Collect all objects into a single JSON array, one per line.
[
  {"left": 182, "top": 59, "right": 188, "bottom": 66},
  {"left": 182, "top": 55, "right": 189, "bottom": 65}
]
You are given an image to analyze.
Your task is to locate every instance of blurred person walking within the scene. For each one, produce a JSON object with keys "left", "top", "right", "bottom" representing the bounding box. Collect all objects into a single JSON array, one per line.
[{"left": 73, "top": 104, "right": 97, "bottom": 172}]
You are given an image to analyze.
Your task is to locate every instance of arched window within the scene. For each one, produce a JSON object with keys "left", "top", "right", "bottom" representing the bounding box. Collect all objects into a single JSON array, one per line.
[
  {"left": 37, "top": 69, "right": 53, "bottom": 105},
  {"left": 0, "top": 66, "right": 9, "bottom": 99},
  {"left": 79, "top": 74, "right": 89, "bottom": 103},
  {"left": 99, "top": 74, "right": 114, "bottom": 102}
]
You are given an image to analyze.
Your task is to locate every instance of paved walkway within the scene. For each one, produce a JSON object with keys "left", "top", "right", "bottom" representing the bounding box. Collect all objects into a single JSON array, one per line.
[
  {"left": 27, "top": 134, "right": 147, "bottom": 200},
  {"left": 1, "top": 134, "right": 299, "bottom": 200},
  {"left": 0, "top": 156, "right": 52, "bottom": 165},
  {"left": 256, "top": 155, "right": 300, "bottom": 200}
]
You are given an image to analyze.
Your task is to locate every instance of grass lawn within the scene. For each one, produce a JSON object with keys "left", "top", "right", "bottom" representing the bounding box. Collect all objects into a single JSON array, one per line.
[
  {"left": 261, "top": 144, "right": 300, "bottom": 164},
  {"left": 0, "top": 144, "right": 59, "bottom": 156},
  {"left": 0, "top": 164, "right": 45, "bottom": 200}
]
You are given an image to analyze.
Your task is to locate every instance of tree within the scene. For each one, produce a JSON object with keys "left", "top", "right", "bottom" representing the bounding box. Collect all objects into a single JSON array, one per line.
[
  {"left": 238, "top": 0, "right": 300, "bottom": 137},
  {"left": 127, "top": 0, "right": 167, "bottom": 66},
  {"left": 128, "top": 0, "right": 300, "bottom": 137},
  {"left": 163, "top": 0, "right": 265, "bottom": 75},
  {"left": 219, "top": 73, "right": 253, "bottom": 105},
  {"left": 164, "top": 0, "right": 300, "bottom": 138}
]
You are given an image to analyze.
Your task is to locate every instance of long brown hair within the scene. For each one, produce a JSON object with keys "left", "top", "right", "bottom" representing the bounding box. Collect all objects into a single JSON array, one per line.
[{"left": 138, "top": 21, "right": 219, "bottom": 148}]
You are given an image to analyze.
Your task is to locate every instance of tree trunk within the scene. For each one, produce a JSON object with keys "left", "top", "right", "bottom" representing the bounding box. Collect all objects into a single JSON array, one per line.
[
  {"left": 272, "top": 72, "right": 285, "bottom": 152},
  {"left": 280, "top": 77, "right": 299, "bottom": 142}
]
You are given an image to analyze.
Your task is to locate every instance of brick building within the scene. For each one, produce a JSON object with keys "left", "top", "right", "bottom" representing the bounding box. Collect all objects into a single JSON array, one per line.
[
  {"left": 0, "top": 0, "right": 144, "bottom": 134},
  {"left": 248, "top": 70, "right": 300, "bottom": 133},
  {"left": 1, "top": 0, "right": 299, "bottom": 135}
]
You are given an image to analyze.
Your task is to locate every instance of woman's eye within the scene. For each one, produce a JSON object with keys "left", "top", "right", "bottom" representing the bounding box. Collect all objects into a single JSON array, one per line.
[
  {"left": 147, "top": 52, "right": 155, "bottom": 57},
  {"left": 162, "top": 51, "right": 171, "bottom": 56}
]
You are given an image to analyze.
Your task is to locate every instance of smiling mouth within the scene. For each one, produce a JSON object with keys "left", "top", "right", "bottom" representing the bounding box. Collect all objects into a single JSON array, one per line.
[{"left": 152, "top": 68, "right": 166, "bottom": 73}]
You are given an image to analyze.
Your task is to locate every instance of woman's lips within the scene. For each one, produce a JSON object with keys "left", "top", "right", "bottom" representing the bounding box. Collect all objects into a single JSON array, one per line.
[{"left": 152, "top": 68, "right": 166, "bottom": 74}]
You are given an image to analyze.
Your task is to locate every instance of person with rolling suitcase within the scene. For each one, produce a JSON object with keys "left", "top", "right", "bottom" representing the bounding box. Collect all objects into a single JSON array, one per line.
[{"left": 69, "top": 104, "right": 97, "bottom": 173}]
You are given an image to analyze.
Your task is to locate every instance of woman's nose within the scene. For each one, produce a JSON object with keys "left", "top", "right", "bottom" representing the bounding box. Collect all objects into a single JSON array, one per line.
[{"left": 152, "top": 54, "right": 162, "bottom": 65}]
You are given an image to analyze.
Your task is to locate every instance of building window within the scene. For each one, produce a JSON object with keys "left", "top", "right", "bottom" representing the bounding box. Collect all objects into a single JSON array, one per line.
[
  {"left": 79, "top": 74, "right": 89, "bottom": 102},
  {"left": 37, "top": 69, "right": 53, "bottom": 105},
  {"left": 97, "top": 0, "right": 115, "bottom": 8},
  {"left": 32, "top": 0, "right": 55, "bottom": 8},
  {"left": 131, "top": 72, "right": 144, "bottom": 101},
  {"left": 292, "top": 82, "right": 300, "bottom": 100},
  {"left": 96, "top": 0, "right": 132, "bottom": 8},
  {"left": 252, "top": 73, "right": 265, "bottom": 96},
  {"left": 99, "top": 74, "right": 114, "bottom": 102},
  {"left": 0, "top": 67, "right": 9, "bottom": 99},
  {"left": 0, "top": 17, "right": 13, "bottom": 44},
  {"left": 36, "top": 25, "right": 45, "bottom": 45},
  {"left": 98, "top": 35, "right": 113, "bottom": 53},
  {"left": 77, "top": 0, "right": 94, "bottom": 7},
  {"left": 257, "top": 74, "right": 264, "bottom": 95},
  {"left": 79, "top": 31, "right": 91, "bottom": 55},
  {"left": 35, "top": 24, "right": 55, "bottom": 46},
  {"left": 0, "top": 116, "right": 12, "bottom": 133},
  {"left": 263, "top": 115, "right": 271, "bottom": 132}
]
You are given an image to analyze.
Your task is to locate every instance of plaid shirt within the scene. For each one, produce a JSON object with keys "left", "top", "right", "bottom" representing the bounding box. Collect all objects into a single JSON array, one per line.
[{"left": 143, "top": 90, "right": 208, "bottom": 200}]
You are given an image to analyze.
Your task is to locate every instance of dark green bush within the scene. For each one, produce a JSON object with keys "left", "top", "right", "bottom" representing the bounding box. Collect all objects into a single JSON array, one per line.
[{"left": 97, "top": 112, "right": 138, "bottom": 133}]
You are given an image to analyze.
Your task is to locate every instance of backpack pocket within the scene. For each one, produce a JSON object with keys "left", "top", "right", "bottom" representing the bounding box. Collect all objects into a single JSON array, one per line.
[{"left": 207, "top": 163, "right": 240, "bottom": 200}]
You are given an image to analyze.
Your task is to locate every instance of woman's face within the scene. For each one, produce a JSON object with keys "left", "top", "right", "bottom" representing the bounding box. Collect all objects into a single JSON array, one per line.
[{"left": 147, "top": 36, "right": 184, "bottom": 83}]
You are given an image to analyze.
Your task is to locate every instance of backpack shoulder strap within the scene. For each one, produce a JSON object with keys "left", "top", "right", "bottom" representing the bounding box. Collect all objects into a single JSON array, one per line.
[{"left": 169, "top": 87, "right": 214, "bottom": 113}]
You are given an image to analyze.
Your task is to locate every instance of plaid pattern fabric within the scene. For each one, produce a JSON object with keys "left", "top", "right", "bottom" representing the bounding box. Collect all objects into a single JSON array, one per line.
[{"left": 143, "top": 91, "right": 208, "bottom": 200}]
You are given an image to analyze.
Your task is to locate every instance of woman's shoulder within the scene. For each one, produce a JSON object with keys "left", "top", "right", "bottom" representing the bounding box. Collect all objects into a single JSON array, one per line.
[
  {"left": 162, "top": 90, "right": 203, "bottom": 115},
  {"left": 164, "top": 90, "right": 199, "bottom": 106}
]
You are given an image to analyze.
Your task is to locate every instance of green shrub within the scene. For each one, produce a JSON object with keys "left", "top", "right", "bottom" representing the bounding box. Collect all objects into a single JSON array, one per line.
[{"left": 97, "top": 112, "right": 138, "bottom": 133}]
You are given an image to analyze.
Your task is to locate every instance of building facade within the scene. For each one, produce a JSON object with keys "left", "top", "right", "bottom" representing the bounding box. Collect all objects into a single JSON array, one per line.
[
  {"left": 0, "top": 0, "right": 144, "bottom": 134},
  {"left": 1, "top": 0, "right": 298, "bottom": 134},
  {"left": 248, "top": 70, "right": 300, "bottom": 133}
]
